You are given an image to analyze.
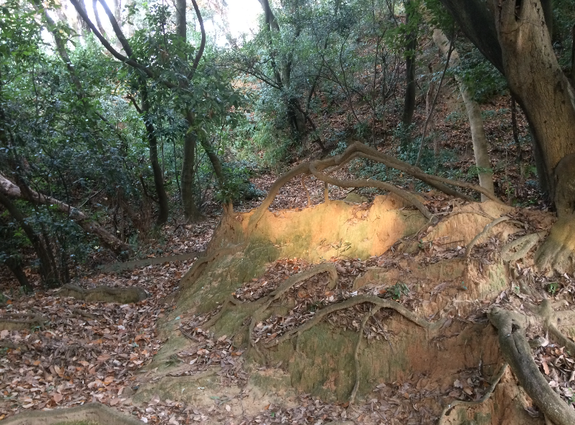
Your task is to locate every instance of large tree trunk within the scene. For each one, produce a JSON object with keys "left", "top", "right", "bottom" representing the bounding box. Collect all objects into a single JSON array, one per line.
[
  {"left": 439, "top": 0, "right": 575, "bottom": 211},
  {"left": 433, "top": 29, "right": 494, "bottom": 200},
  {"left": 492, "top": 0, "right": 575, "bottom": 211},
  {"left": 438, "top": 0, "right": 575, "bottom": 273}
]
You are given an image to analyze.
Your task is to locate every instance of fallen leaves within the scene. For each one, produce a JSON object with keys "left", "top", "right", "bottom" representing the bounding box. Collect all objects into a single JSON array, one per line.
[{"left": 0, "top": 254, "right": 187, "bottom": 420}]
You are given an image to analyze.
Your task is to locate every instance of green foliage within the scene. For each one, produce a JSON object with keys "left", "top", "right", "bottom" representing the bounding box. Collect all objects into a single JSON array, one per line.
[
  {"left": 227, "top": 0, "right": 407, "bottom": 162},
  {"left": 552, "top": 0, "right": 575, "bottom": 69},
  {"left": 215, "top": 161, "right": 265, "bottom": 204},
  {"left": 454, "top": 46, "right": 508, "bottom": 103},
  {"left": 387, "top": 282, "right": 409, "bottom": 300},
  {"left": 546, "top": 282, "right": 559, "bottom": 296}
]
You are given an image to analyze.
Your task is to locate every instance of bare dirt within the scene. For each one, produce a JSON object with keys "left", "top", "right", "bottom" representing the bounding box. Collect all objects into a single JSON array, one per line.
[{"left": 2, "top": 186, "right": 575, "bottom": 425}]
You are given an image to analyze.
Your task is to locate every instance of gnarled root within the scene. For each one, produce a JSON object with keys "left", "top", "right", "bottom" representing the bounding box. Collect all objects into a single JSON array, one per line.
[
  {"left": 502, "top": 232, "right": 544, "bottom": 263},
  {"left": 265, "top": 294, "right": 439, "bottom": 348},
  {"left": 438, "top": 364, "right": 508, "bottom": 425},
  {"left": 0, "top": 312, "right": 47, "bottom": 331},
  {"left": 1, "top": 402, "right": 144, "bottom": 425},
  {"left": 488, "top": 307, "right": 575, "bottom": 425},
  {"left": 535, "top": 214, "right": 575, "bottom": 275}
]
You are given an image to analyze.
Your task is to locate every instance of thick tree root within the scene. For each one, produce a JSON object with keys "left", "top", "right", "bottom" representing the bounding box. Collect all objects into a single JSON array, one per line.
[
  {"left": 501, "top": 233, "right": 544, "bottom": 263},
  {"left": 1, "top": 402, "right": 144, "bottom": 425},
  {"left": 536, "top": 299, "right": 575, "bottom": 356},
  {"left": 58, "top": 284, "right": 148, "bottom": 303},
  {"left": 248, "top": 141, "right": 501, "bottom": 234},
  {"left": 265, "top": 294, "right": 438, "bottom": 348},
  {"left": 437, "top": 363, "right": 508, "bottom": 425},
  {"left": 465, "top": 216, "right": 511, "bottom": 258},
  {"left": 349, "top": 306, "right": 381, "bottom": 405},
  {"left": 0, "top": 312, "right": 47, "bottom": 331},
  {"left": 488, "top": 307, "right": 575, "bottom": 425},
  {"left": 309, "top": 162, "right": 435, "bottom": 221},
  {"left": 535, "top": 214, "right": 575, "bottom": 275},
  {"left": 248, "top": 263, "right": 338, "bottom": 360}
]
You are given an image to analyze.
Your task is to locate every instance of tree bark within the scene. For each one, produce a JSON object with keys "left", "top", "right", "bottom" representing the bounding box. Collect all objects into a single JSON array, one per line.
[
  {"left": 0, "top": 191, "right": 59, "bottom": 287},
  {"left": 181, "top": 112, "right": 201, "bottom": 220},
  {"left": 493, "top": 0, "right": 575, "bottom": 210},
  {"left": 4, "top": 257, "right": 31, "bottom": 292},
  {"left": 439, "top": 0, "right": 575, "bottom": 215},
  {"left": 179, "top": 0, "right": 207, "bottom": 221},
  {"left": 402, "top": 0, "right": 417, "bottom": 127},
  {"left": 433, "top": 29, "right": 494, "bottom": 200},
  {"left": 87, "top": 0, "right": 170, "bottom": 225},
  {"left": 140, "top": 82, "right": 170, "bottom": 225},
  {"left": 176, "top": 0, "right": 186, "bottom": 40}
]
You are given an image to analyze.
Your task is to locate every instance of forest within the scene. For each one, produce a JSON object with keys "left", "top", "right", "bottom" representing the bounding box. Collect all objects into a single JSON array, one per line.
[{"left": 1, "top": 0, "right": 575, "bottom": 423}]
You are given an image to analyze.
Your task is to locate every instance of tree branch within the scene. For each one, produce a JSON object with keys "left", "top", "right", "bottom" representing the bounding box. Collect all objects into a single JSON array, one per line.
[
  {"left": 190, "top": 0, "right": 206, "bottom": 78},
  {"left": 0, "top": 173, "right": 130, "bottom": 254}
]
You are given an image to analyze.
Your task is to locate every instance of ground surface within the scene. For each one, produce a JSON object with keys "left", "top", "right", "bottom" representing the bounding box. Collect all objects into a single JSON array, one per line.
[
  {"left": 3, "top": 174, "right": 575, "bottom": 425},
  {"left": 0, "top": 88, "right": 573, "bottom": 424}
]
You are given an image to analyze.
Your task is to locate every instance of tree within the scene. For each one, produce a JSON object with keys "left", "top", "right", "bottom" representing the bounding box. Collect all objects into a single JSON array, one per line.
[
  {"left": 438, "top": 0, "right": 575, "bottom": 273},
  {"left": 401, "top": 0, "right": 419, "bottom": 127},
  {"left": 432, "top": 29, "right": 494, "bottom": 199},
  {"left": 69, "top": 0, "right": 172, "bottom": 224}
]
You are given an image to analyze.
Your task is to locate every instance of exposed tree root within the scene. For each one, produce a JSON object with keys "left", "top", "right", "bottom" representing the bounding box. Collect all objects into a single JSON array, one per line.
[
  {"left": 535, "top": 214, "right": 575, "bottom": 275},
  {"left": 536, "top": 299, "right": 575, "bottom": 356},
  {"left": 0, "top": 312, "right": 47, "bottom": 331},
  {"left": 265, "top": 294, "right": 438, "bottom": 348},
  {"left": 437, "top": 363, "right": 508, "bottom": 425},
  {"left": 264, "top": 263, "right": 338, "bottom": 304},
  {"left": 58, "top": 284, "right": 148, "bottom": 303},
  {"left": 1, "top": 402, "right": 144, "bottom": 425},
  {"left": 502, "top": 233, "right": 545, "bottom": 263},
  {"left": 488, "top": 307, "right": 575, "bottom": 425},
  {"left": 309, "top": 162, "right": 436, "bottom": 222},
  {"left": 465, "top": 216, "right": 511, "bottom": 258},
  {"left": 349, "top": 305, "right": 381, "bottom": 405},
  {"left": 247, "top": 263, "right": 338, "bottom": 361},
  {"left": 248, "top": 141, "right": 502, "bottom": 234},
  {"left": 465, "top": 216, "right": 527, "bottom": 259}
]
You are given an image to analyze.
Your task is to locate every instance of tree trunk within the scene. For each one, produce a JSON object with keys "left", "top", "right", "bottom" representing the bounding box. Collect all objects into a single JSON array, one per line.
[
  {"left": 198, "top": 136, "right": 224, "bottom": 185},
  {"left": 4, "top": 257, "right": 31, "bottom": 292},
  {"left": 492, "top": 0, "right": 575, "bottom": 211},
  {"left": 439, "top": 0, "right": 575, "bottom": 211},
  {"left": 402, "top": 0, "right": 417, "bottom": 127},
  {"left": 433, "top": 29, "right": 494, "bottom": 200},
  {"left": 140, "top": 82, "right": 170, "bottom": 225},
  {"left": 0, "top": 191, "right": 60, "bottom": 287},
  {"left": 181, "top": 112, "right": 201, "bottom": 221},
  {"left": 176, "top": 0, "right": 186, "bottom": 39}
]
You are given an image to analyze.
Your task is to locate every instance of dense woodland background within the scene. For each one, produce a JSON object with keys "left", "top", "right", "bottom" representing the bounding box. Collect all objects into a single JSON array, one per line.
[{"left": 0, "top": 0, "right": 573, "bottom": 289}]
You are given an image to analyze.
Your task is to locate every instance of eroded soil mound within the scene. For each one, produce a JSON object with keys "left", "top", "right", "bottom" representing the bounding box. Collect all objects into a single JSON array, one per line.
[
  {"left": 118, "top": 197, "right": 573, "bottom": 424},
  {"left": 5, "top": 197, "right": 575, "bottom": 425}
]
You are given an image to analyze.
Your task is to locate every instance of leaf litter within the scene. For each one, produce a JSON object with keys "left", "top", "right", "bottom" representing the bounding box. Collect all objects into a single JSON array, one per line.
[{"left": 1, "top": 158, "right": 572, "bottom": 424}]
